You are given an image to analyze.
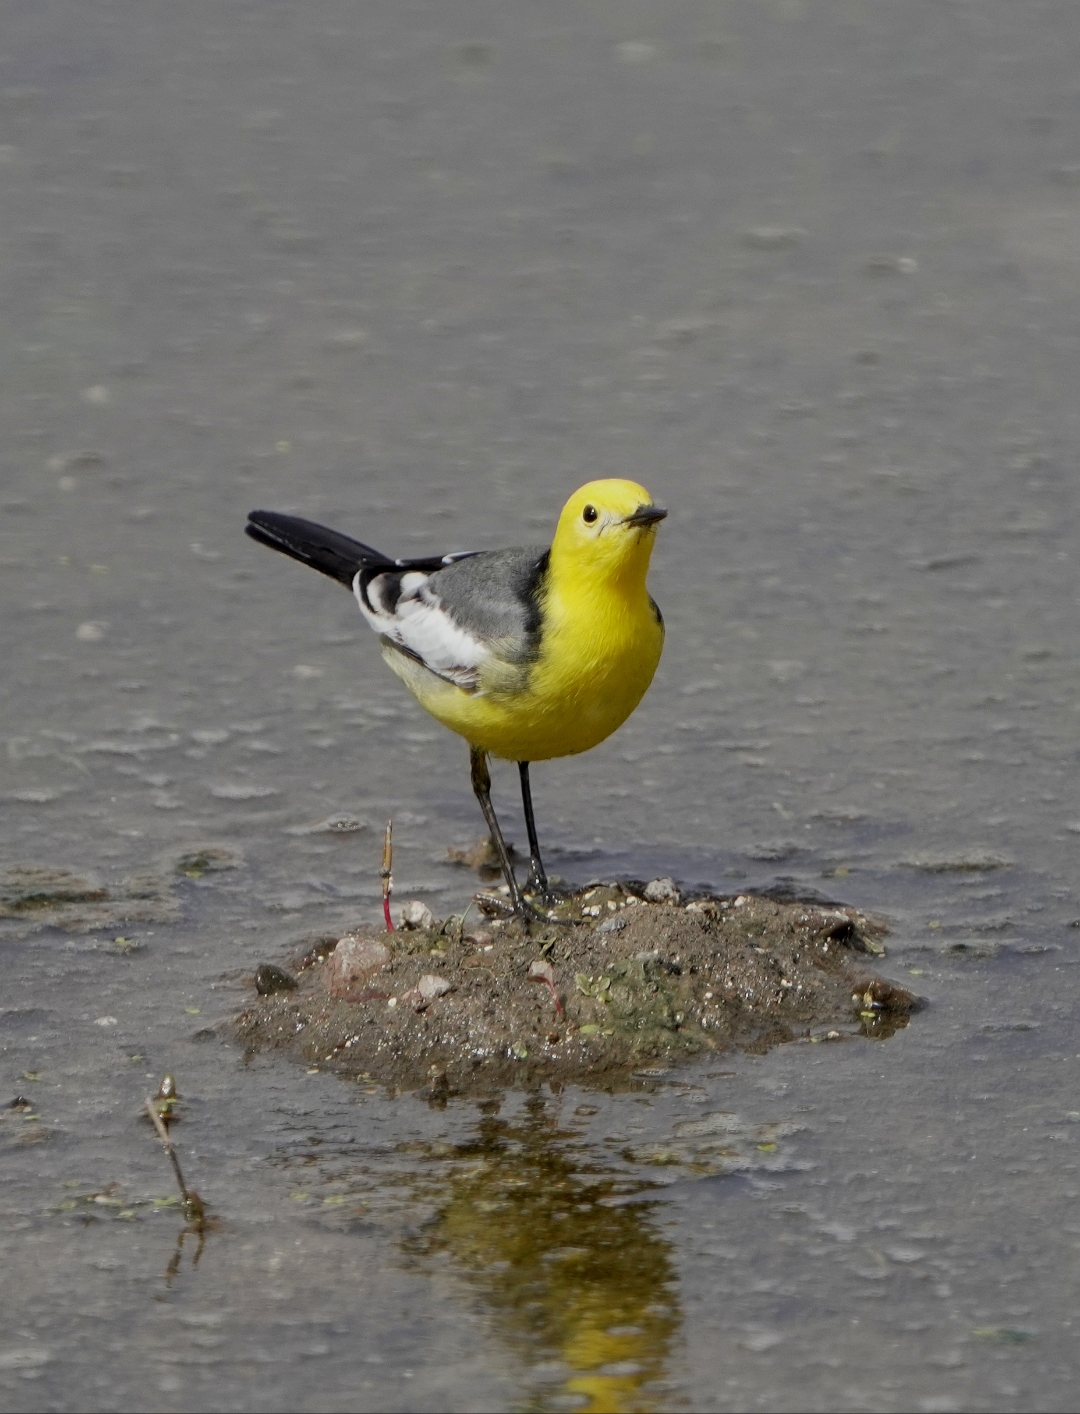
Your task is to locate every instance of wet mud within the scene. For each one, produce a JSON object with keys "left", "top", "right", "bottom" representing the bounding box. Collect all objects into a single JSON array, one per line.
[
  {"left": 235, "top": 882, "right": 917, "bottom": 1092},
  {"left": 0, "top": 848, "right": 242, "bottom": 937}
]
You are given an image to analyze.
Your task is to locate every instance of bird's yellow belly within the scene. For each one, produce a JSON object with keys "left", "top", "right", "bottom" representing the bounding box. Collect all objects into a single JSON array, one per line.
[{"left": 383, "top": 593, "right": 663, "bottom": 762}]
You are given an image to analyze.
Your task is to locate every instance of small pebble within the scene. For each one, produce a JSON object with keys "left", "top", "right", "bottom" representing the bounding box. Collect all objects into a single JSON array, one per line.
[
  {"left": 426, "top": 1064, "right": 449, "bottom": 1097},
  {"left": 255, "top": 963, "right": 298, "bottom": 996},
  {"left": 417, "top": 974, "right": 452, "bottom": 1001},
  {"left": 596, "top": 915, "right": 627, "bottom": 935},
  {"left": 397, "top": 900, "right": 436, "bottom": 930},
  {"left": 285, "top": 813, "right": 368, "bottom": 835},
  {"left": 643, "top": 877, "right": 680, "bottom": 904},
  {"left": 328, "top": 935, "right": 391, "bottom": 998},
  {"left": 463, "top": 925, "right": 494, "bottom": 946},
  {"left": 398, "top": 974, "right": 454, "bottom": 1011}
]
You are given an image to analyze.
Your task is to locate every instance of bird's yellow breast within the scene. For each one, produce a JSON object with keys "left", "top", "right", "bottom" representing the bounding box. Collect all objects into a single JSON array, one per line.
[{"left": 383, "top": 548, "right": 663, "bottom": 762}]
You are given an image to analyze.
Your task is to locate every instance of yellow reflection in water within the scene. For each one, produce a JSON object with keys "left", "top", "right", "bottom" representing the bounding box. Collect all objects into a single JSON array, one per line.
[{"left": 405, "top": 1095, "right": 680, "bottom": 1413}]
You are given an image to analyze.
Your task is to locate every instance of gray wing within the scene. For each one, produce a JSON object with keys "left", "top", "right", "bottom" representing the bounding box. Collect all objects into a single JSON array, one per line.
[{"left": 356, "top": 545, "right": 550, "bottom": 691}]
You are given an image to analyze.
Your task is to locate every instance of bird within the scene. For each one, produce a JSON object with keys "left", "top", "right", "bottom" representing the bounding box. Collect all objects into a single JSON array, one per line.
[{"left": 245, "top": 479, "right": 666, "bottom": 919}]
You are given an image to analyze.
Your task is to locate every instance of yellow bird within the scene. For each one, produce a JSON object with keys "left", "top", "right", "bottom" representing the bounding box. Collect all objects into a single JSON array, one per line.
[{"left": 246, "top": 480, "right": 666, "bottom": 916}]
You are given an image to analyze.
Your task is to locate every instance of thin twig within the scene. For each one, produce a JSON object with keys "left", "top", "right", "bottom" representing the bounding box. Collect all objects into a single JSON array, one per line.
[
  {"left": 381, "top": 818, "right": 394, "bottom": 931},
  {"left": 144, "top": 1098, "right": 204, "bottom": 1229}
]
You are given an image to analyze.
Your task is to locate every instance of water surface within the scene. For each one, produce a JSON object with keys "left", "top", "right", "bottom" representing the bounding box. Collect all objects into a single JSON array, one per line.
[{"left": 3, "top": 4, "right": 1080, "bottom": 1410}]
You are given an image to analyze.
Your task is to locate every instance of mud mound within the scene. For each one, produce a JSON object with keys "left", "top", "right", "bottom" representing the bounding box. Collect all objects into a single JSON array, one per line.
[{"left": 234, "top": 883, "right": 918, "bottom": 1092}]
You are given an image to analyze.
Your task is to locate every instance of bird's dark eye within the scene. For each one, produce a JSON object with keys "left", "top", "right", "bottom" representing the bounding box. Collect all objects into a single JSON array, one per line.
[{"left": 582, "top": 504, "right": 598, "bottom": 524}]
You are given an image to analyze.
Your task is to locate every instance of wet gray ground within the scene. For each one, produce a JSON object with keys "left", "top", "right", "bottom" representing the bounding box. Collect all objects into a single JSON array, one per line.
[{"left": 2, "top": 2, "right": 1080, "bottom": 1409}]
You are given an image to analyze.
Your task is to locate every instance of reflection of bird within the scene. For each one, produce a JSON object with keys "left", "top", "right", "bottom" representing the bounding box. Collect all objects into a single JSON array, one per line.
[
  {"left": 406, "top": 1096, "right": 679, "bottom": 1413},
  {"left": 246, "top": 480, "right": 666, "bottom": 916}
]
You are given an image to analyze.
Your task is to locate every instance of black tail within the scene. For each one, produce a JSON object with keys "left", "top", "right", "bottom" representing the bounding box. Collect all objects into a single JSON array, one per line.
[{"left": 245, "top": 511, "right": 391, "bottom": 588}]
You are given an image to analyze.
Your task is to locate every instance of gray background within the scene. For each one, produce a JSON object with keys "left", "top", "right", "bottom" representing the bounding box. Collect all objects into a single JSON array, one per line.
[{"left": 2, "top": 3, "right": 1080, "bottom": 1410}]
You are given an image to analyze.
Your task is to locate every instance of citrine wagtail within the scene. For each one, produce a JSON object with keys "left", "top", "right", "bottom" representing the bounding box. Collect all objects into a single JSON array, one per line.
[{"left": 246, "top": 480, "right": 666, "bottom": 918}]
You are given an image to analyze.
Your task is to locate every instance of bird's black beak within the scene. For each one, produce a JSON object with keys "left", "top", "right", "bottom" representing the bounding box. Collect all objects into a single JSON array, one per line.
[{"left": 623, "top": 503, "right": 668, "bottom": 529}]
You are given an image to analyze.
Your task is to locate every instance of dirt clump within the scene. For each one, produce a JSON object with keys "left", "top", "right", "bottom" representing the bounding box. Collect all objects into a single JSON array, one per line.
[{"left": 233, "top": 883, "right": 918, "bottom": 1093}]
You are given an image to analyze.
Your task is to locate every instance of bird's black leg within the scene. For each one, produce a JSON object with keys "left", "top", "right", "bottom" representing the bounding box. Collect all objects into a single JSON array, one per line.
[
  {"left": 470, "top": 746, "right": 526, "bottom": 917},
  {"left": 517, "top": 762, "right": 573, "bottom": 906},
  {"left": 518, "top": 761, "right": 549, "bottom": 898}
]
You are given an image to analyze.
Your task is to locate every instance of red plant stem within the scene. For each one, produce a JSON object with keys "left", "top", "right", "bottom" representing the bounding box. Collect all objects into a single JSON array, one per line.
[
  {"left": 529, "top": 975, "right": 563, "bottom": 1016},
  {"left": 380, "top": 818, "right": 394, "bottom": 931}
]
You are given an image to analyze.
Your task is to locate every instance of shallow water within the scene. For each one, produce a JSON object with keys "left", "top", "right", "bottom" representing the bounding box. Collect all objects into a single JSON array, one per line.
[{"left": 3, "top": 3, "right": 1080, "bottom": 1409}]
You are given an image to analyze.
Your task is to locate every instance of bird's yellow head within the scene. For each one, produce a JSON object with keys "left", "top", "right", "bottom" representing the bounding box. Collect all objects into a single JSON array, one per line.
[{"left": 550, "top": 479, "right": 666, "bottom": 585}]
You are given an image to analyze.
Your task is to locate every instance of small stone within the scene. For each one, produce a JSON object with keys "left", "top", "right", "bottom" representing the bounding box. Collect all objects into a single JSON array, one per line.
[
  {"left": 328, "top": 935, "right": 392, "bottom": 998},
  {"left": 397, "top": 900, "right": 436, "bottom": 930},
  {"left": 417, "top": 973, "right": 452, "bottom": 1001},
  {"left": 285, "top": 814, "right": 369, "bottom": 836},
  {"left": 425, "top": 1064, "right": 449, "bottom": 1097},
  {"left": 254, "top": 963, "right": 298, "bottom": 996},
  {"left": 596, "top": 914, "right": 627, "bottom": 934},
  {"left": 462, "top": 924, "right": 494, "bottom": 946},
  {"left": 399, "top": 973, "right": 453, "bottom": 1011},
  {"left": 643, "top": 877, "right": 680, "bottom": 904}
]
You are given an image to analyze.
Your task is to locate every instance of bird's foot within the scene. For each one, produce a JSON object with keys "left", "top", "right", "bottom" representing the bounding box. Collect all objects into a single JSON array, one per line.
[
  {"left": 522, "top": 869, "right": 573, "bottom": 911},
  {"left": 523, "top": 884, "right": 573, "bottom": 911},
  {"left": 473, "top": 890, "right": 570, "bottom": 928}
]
